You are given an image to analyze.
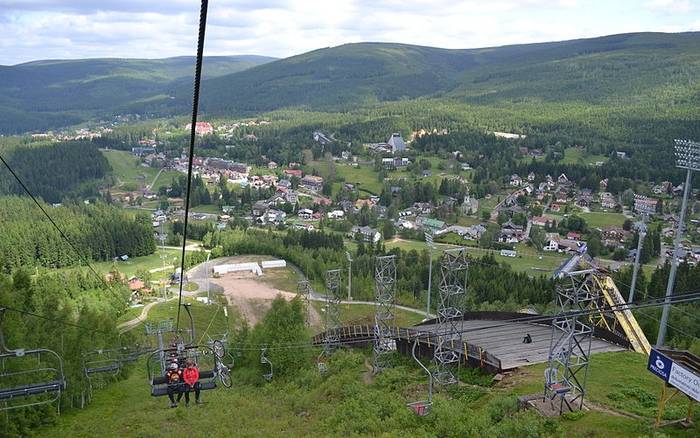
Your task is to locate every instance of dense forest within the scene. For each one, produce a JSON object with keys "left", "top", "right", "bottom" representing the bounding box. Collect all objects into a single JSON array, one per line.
[
  {"left": 0, "top": 197, "right": 156, "bottom": 272},
  {"left": 0, "top": 140, "right": 110, "bottom": 202}
]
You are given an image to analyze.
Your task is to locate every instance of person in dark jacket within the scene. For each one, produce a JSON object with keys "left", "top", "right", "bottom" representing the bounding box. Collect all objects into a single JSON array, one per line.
[{"left": 165, "top": 362, "right": 182, "bottom": 408}]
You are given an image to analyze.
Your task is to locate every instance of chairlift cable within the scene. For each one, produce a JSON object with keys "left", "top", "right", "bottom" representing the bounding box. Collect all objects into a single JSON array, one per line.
[
  {"left": 0, "top": 304, "right": 111, "bottom": 335},
  {"left": 176, "top": 0, "right": 209, "bottom": 331}
]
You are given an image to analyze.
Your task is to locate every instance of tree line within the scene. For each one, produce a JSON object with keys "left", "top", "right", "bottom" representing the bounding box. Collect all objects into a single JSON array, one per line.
[{"left": 0, "top": 197, "right": 156, "bottom": 272}]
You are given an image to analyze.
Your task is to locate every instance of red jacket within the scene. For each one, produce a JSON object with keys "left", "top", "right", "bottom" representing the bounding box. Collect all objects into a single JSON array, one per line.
[{"left": 183, "top": 367, "right": 199, "bottom": 386}]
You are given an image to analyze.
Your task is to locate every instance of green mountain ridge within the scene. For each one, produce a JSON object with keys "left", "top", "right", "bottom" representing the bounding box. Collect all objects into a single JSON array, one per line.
[
  {"left": 0, "top": 55, "right": 275, "bottom": 134},
  {"left": 2, "top": 32, "right": 700, "bottom": 135},
  {"left": 191, "top": 32, "right": 700, "bottom": 115}
]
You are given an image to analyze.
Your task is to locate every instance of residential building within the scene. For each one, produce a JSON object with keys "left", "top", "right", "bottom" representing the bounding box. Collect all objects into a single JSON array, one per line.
[
  {"left": 186, "top": 122, "right": 214, "bottom": 136},
  {"left": 351, "top": 226, "right": 381, "bottom": 243},
  {"left": 300, "top": 175, "right": 324, "bottom": 191},
  {"left": 298, "top": 208, "right": 314, "bottom": 220}
]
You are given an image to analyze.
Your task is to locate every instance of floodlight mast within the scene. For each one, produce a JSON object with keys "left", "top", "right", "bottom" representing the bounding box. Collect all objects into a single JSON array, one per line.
[
  {"left": 657, "top": 139, "right": 700, "bottom": 347},
  {"left": 627, "top": 195, "right": 655, "bottom": 304}
]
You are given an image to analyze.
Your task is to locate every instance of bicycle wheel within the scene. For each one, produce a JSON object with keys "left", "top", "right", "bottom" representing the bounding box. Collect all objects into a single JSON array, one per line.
[
  {"left": 212, "top": 340, "right": 225, "bottom": 359},
  {"left": 219, "top": 364, "right": 232, "bottom": 388}
]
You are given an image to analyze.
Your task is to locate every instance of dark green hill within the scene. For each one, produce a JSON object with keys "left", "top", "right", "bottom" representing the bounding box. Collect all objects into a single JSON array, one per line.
[
  {"left": 193, "top": 32, "right": 700, "bottom": 114},
  {"left": 0, "top": 55, "right": 274, "bottom": 134}
]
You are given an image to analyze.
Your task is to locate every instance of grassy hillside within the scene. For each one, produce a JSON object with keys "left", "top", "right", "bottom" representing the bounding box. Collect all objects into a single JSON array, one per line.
[
  {"left": 36, "top": 349, "right": 697, "bottom": 437},
  {"left": 0, "top": 55, "right": 274, "bottom": 134}
]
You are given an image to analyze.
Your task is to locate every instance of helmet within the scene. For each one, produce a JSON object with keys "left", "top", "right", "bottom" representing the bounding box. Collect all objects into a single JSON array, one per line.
[{"left": 169, "top": 362, "right": 178, "bottom": 370}]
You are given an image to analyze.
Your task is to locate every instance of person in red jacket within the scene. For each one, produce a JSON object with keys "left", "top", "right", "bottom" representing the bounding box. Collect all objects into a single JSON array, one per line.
[{"left": 182, "top": 358, "right": 202, "bottom": 406}]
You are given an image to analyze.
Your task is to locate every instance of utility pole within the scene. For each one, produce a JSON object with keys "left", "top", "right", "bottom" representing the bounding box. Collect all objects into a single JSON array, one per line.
[
  {"left": 205, "top": 252, "right": 211, "bottom": 304},
  {"left": 158, "top": 221, "right": 168, "bottom": 301},
  {"left": 425, "top": 231, "right": 434, "bottom": 319},
  {"left": 657, "top": 139, "right": 700, "bottom": 347},
  {"left": 628, "top": 195, "right": 655, "bottom": 304},
  {"left": 345, "top": 251, "right": 353, "bottom": 301}
]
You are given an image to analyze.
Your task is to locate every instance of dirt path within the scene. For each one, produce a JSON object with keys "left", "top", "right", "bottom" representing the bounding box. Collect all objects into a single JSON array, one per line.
[{"left": 212, "top": 276, "right": 321, "bottom": 326}]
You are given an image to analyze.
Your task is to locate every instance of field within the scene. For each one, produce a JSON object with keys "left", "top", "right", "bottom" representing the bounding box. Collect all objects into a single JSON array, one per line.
[
  {"left": 384, "top": 238, "right": 568, "bottom": 275},
  {"left": 91, "top": 248, "right": 182, "bottom": 278},
  {"left": 561, "top": 147, "right": 609, "bottom": 166},
  {"left": 579, "top": 211, "right": 628, "bottom": 229},
  {"left": 103, "top": 149, "right": 180, "bottom": 191}
]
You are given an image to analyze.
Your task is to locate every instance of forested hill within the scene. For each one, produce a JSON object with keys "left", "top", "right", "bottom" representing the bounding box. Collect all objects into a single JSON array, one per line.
[
  {"left": 193, "top": 32, "right": 700, "bottom": 114},
  {"left": 0, "top": 140, "right": 110, "bottom": 202},
  {"left": 0, "top": 55, "right": 275, "bottom": 134},
  {"left": 0, "top": 197, "right": 156, "bottom": 272}
]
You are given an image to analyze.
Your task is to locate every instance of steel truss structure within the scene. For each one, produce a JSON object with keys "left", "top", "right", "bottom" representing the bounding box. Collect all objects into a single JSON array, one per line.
[
  {"left": 297, "top": 280, "right": 312, "bottom": 326},
  {"left": 544, "top": 270, "right": 594, "bottom": 413},
  {"left": 433, "top": 248, "right": 468, "bottom": 385},
  {"left": 317, "top": 269, "right": 342, "bottom": 373},
  {"left": 373, "top": 255, "right": 396, "bottom": 373}
]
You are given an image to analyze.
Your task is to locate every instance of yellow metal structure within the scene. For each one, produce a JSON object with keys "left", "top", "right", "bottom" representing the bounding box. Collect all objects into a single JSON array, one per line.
[{"left": 594, "top": 275, "right": 651, "bottom": 355}]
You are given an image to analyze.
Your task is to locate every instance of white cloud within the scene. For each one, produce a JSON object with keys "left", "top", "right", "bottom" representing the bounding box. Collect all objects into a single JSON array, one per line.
[
  {"left": 0, "top": 0, "right": 699, "bottom": 64},
  {"left": 644, "top": 0, "right": 695, "bottom": 13}
]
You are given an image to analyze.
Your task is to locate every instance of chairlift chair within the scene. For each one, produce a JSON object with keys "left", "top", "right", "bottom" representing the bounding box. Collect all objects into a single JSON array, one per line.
[
  {"left": 543, "top": 367, "right": 573, "bottom": 414},
  {"left": 0, "top": 308, "right": 66, "bottom": 412},
  {"left": 544, "top": 367, "right": 572, "bottom": 397},
  {"left": 147, "top": 344, "right": 219, "bottom": 397},
  {"left": 406, "top": 337, "right": 433, "bottom": 416},
  {"left": 260, "top": 348, "right": 273, "bottom": 382}
]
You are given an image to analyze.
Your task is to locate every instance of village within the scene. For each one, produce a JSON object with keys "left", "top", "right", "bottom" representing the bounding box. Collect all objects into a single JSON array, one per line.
[{"left": 94, "top": 120, "right": 699, "bottom": 281}]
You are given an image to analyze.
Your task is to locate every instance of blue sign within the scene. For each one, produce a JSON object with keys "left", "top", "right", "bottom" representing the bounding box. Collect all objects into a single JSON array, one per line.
[{"left": 647, "top": 349, "right": 673, "bottom": 382}]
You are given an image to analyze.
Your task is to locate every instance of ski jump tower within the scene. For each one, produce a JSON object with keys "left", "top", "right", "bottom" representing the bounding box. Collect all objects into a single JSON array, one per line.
[
  {"left": 544, "top": 270, "right": 594, "bottom": 413},
  {"left": 373, "top": 255, "right": 396, "bottom": 374},
  {"left": 433, "top": 248, "right": 469, "bottom": 385}
]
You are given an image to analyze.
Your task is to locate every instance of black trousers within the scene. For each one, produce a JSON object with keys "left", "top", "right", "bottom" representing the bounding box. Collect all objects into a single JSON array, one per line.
[
  {"left": 167, "top": 384, "right": 182, "bottom": 403},
  {"left": 182, "top": 382, "right": 201, "bottom": 403}
]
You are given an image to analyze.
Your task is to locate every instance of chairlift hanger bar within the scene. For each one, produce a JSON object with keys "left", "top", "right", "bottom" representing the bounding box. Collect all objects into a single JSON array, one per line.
[{"left": 176, "top": 0, "right": 209, "bottom": 331}]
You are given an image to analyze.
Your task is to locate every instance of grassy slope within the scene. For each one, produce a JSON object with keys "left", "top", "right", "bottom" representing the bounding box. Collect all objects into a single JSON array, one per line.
[
  {"left": 103, "top": 149, "right": 180, "bottom": 192},
  {"left": 38, "top": 349, "right": 697, "bottom": 437}
]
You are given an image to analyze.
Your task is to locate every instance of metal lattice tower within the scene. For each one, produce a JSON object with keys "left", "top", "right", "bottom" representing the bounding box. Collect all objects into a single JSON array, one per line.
[
  {"left": 544, "top": 270, "right": 594, "bottom": 413},
  {"left": 297, "top": 280, "right": 312, "bottom": 326},
  {"left": 433, "top": 248, "right": 468, "bottom": 385},
  {"left": 373, "top": 255, "right": 396, "bottom": 374},
  {"left": 318, "top": 269, "right": 342, "bottom": 373}
]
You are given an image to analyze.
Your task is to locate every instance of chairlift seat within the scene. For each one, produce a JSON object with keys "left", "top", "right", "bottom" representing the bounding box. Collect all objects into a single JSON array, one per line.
[
  {"left": 151, "top": 370, "right": 214, "bottom": 385},
  {"left": 548, "top": 382, "right": 571, "bottom": 395},
  {"left": 150, "top": 379, "right": 217, "bottom": 397},
  {"left": 0, "top": 380, "right": 65, "bottom": 401},
  {"left": 407, "top": 400, "right": 432, "bottom": 416},
  {"left": 86, "top": 364, "right": 120, "bottom": 375}
]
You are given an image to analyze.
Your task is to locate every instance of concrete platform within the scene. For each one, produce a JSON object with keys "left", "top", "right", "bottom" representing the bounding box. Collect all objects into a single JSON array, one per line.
[{"left": 415, "top": 319, "right": 626, "bottom": 370}]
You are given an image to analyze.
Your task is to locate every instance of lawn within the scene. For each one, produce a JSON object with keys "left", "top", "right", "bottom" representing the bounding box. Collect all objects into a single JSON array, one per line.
[
  {"left": 103, "top": 149, "right": 157, "bottom": 188},
  {"left": 561, "top": 147, "right": 609, "bottom": 166},
  {"left": 384, "top": 238, "right": 567, "bottom": 275},
  {"left": 311, "top": 302, "right": 425, "bottom": 328},
  {"left": 507, "top": 351, "right": 694, "bottom": 426},
  {"left": 91, "top": 248, "right": 182, "bottom": 278},
  {"left": 579, "top": 211, "right": 627, "bottom": 228}
]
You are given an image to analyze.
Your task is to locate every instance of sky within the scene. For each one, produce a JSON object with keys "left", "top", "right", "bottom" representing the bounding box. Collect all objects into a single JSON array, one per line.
[{"left": 1, "top": 0, "right": 699, "bottom": 65}]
